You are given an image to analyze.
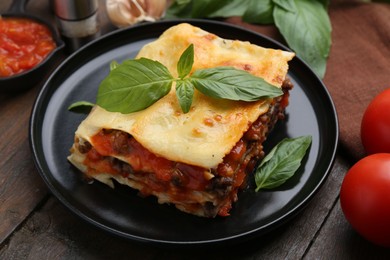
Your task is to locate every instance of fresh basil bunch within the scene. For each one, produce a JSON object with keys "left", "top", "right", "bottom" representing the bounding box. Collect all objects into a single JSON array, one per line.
[{"left": 166, "top": 0, "right": 331, "bottom": 79}]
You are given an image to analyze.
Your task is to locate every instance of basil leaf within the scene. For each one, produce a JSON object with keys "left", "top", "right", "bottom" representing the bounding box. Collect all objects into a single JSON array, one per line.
[
  {"left": 165, "top": 0, "right": 193, "bottom": 18},
  {"left": 191, "top": 67, "right": 283, "bottom": 101},
  {"left": 68, "top": 101, "right": 95, "bottom": 114},
  {"left": 191, "top": 0, "right": 229, "bottom": 18},
  {"left": 167, "top": 0, "right": 250, "bottom": 18},
  {"left": 176, "top": 79, "right": 194, "bottom": 113},
  {"left": 97, "top": 58, "right": 174, "bottom": 114},
  {"left": 110, "top": 61, "right": 119, "bottom": 71},
  {"left": 243, "top": 0, "right": 274, "bottom": 24},
  {"left": 177, "top": 44, "right": 194, "bottom": 79},
  {"left": 318, "top": 0, "right": 330, "bottom": 8},
  {"left": 255, "top": 135, "right": 312, "bottom": 191},
  {"left": 272, "top": 0, "right": 296, "bottom": 12},
  {"left": 206, "top": 0, "right": 251, "bottom": 18},
  {"left": 273, "top": 0, "right": 331, "bottom": 78},
  {"left": 176, "top": 0, "right": 191, "bottom": 4}
]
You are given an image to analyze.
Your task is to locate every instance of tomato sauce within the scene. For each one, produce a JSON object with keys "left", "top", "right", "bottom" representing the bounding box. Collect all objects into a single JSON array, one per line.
[
  {"left": 88, "top": 130, "right": 209, "bottom": 189},
  {"left": 0, "top": 17, "right": 56, "bottom": 77},
  {"left": 84, "top": 129, "right": 257, "bottom": 217}
]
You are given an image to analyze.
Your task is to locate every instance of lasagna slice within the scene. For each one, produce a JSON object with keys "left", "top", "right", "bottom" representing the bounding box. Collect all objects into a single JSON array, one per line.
[{"left": 68, "top": 23, "right": 295, "bottom": 217}]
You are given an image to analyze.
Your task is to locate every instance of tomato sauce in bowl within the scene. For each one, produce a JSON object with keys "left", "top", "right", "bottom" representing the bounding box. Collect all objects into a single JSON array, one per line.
[{"left": 0, "top": 17, "right": 57, "bottom": 77}]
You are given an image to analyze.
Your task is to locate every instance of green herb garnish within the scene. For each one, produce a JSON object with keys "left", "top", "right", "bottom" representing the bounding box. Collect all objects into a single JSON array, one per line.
[
  {"left": 97, "top": 58, "right": 174, "bottom": 114},
  {"left": 95, "top": 44, "right": 282, "bottom": 114},
  {"left": 191, "top": 67, "right": 282, "bottom": 102},
  {"left": 273, "top": 0, "right": 331, "bottom": 79},
  {"left": 255, "top": 135, "right": 312, "bottom": 191},
  {"left": 68, "top": 101, "right": 95, "bottom": 114}
]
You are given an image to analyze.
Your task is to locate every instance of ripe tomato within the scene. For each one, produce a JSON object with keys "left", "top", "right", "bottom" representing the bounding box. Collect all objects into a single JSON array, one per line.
[
  {"left": 340, "top": 153, "right": 390, "bottom": 247},
  {"left": 361, "top": 89, "right": 390, "bottom": 154}
]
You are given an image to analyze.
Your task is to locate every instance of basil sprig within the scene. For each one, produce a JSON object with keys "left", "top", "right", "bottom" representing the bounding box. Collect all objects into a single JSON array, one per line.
[
  {"left": 68, "top": 101, "right": 94, "bottom": 114},
  {"left": 96, "top": 44, "right": 282, "bottom": 114},
  {"left": 255, "top": 135, "right": 312, "bottom": 191},
  {"left": 166, "top": 0, "right": 331, "bottom": 79}
]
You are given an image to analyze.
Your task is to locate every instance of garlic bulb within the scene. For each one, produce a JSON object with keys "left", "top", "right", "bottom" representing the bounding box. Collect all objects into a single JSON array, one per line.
[{"left": 106, "top": 0, "right": 168, "bottom": 27}]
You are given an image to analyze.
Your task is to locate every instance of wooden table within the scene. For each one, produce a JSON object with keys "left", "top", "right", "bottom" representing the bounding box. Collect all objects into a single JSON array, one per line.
[{"left": 1, "top": 0, "right": 390, "bottom": 259}]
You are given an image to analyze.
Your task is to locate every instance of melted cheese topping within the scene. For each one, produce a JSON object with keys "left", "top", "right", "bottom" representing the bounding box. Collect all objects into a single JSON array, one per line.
[{"left": 74, "top": 23, "right": 294, "bottom": 169}]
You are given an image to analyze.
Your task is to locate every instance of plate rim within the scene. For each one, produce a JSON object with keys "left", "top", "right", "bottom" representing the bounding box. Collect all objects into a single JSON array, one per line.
[{"left": 29, "top": 19, "right": 339, "bottom": 247}]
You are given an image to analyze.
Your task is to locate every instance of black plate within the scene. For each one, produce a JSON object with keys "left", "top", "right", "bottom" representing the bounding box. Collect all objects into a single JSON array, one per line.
[{"left": 30, "top": 20, "right": 338, "bottom": 246}]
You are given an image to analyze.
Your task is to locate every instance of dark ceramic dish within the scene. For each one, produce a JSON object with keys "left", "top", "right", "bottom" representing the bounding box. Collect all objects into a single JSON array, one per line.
[
  {"left": 0, "top": 0, "right": 64, "bottom": 93},
  {"left": 30, "top": 19, "right": 339, "bottom": 247}
]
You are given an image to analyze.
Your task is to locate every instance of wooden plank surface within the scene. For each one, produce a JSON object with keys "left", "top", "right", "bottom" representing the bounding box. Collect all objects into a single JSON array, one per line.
[
  {"left": 0, "top": 85, "right": 49, "bottom": 245},
  {"left": 306, "top": 201, "right": 390, "bottom": 259},
  {"left": 0, "top": 0, "right": 55, "bottom": 246}
]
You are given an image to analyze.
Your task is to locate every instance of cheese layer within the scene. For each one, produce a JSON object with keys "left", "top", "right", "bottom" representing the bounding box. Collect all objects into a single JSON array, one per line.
[{"left": 74, "top": 23, "right": 294, "bottom": 169}]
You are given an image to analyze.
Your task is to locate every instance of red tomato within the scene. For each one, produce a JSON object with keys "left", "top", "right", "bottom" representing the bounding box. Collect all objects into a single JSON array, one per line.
[
  {"left": 340, "top": 153, "right": 390, "bottom": 247},
  {"left": 361, "top": 89, "right": 390, "bottom": 154}
]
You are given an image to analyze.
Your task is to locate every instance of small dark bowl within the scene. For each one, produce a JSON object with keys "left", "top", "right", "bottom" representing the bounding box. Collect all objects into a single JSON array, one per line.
[{"left": 0, "top": 0, "right": 64, "bottom": 94}]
